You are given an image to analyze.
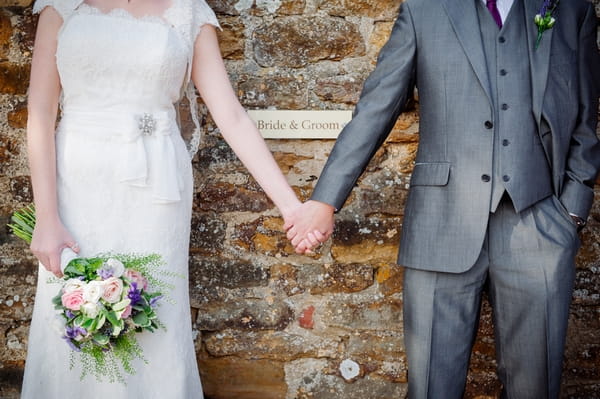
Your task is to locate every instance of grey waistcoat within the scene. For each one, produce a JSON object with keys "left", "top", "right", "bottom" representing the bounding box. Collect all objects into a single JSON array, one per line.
[{"left": 477, "top": 0, "right": 553, "bottom": 212}]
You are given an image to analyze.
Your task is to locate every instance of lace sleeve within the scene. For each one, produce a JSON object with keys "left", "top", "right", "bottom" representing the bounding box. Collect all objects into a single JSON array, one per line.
[
  {"left": 32, "top": 0, "right": 83, "bottom": 20},
  {"left": 192, "top": 0, "right": 220, "bottom": 39}
]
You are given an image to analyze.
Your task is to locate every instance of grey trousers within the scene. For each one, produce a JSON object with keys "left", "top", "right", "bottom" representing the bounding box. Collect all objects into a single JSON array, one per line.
[{"left": 403, "top": 195, "right": 580, "bottom": 399}]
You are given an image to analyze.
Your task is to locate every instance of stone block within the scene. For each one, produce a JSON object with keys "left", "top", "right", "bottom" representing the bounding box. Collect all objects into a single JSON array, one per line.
[
  {"left": 375, "top": 263, "right": 404, "bottom": 296},
  {"left": 331, "top": 216, "right": 401, "bottom": 264},
  {"left": 231, "top": 216, "right": 296, "bottom": 257},
  {"left": 7, "top": 101, "right": 27, "bottom": 129},
  {"left": 368, "top": 21, "right": 394, "bottom": 58},
  {"left": 346, "top": 331, "right": 405, "bottom": 361},
  {"left": 253, "top": 17, "right": 365, "bottom": 68},
  {"left": 189, "top": 255, "right": 269, "bottom": 303},
  {"left": 8, "top": 176, "right": 32, "bottom": 203},
  {"left": 0, "top": 361, "right": 23, "bottom": 399},
  {"left": 238, "top": 74, "right": 308, "bottom": 109},
  {"left": 189, "top": 212, "right": 227, "bottom": 255},
  {"left": 202, "top": 329, "right": 341, "bottom": 360},
  {"left": 307, "top": 263, "right": 374, "bottom": 295},
  {"left": 324, "top": 295, "right": 403, "bottom": 332},
  {"left": 217, "top": 17, "right": 245, "bottom": 60},
  {"left": 196, "top": 298, "right": 294, "bottom": 331},
  {"left": 199, "top": 357, "right": 287, "bottom": 399},
  {"left": 208, "top": 0, "right": 305, "bottom": 16},
  {"left": 0, "top": 0, "right": 32, "bottom": 7},
  {"left": 318, "top": 0, "right": 402, "bottom": 20},
  {"left": 285, "top": 358, "right": 408, "bottom": 399},
  {"left": 0, "top": 11, "right": 12, "bottom": 59},
  {"left": 314, "top": 75, "right": 363, "bottom": 104},
  {"left": 207, "top": 0, "right": 240, "bottom": 15},
  {"left": 195, "top": 181, "right": 273, "bottom": 213},
  {"left": 0, "top": 135, "right": 22, "bottom": 168},
  {"left": 0, "top": 62, "right": 29, "bottom": 95}
]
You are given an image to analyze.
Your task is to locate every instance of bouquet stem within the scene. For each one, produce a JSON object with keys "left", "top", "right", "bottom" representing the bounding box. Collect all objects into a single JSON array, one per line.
[{"left": 8, "top": 204, "right": 35, "bottom": 244}]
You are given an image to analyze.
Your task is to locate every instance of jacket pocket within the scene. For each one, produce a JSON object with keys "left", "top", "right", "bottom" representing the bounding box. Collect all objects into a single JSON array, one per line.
[{"left": 410, "top": 162, "right": 451, "bottom": 186}]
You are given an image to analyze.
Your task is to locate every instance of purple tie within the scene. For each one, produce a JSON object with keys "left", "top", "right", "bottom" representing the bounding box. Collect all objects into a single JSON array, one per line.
[{"left": 486, "top": 0, "right": 503, "bottom": 28}]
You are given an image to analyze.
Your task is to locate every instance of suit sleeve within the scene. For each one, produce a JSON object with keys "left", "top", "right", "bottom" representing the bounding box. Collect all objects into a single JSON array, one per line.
[
  {"left": 310, "top": 2, "right": 418, "bottom": 210},
  {"left": 559, "top": 3, "right": 600, "bottom": 219}
]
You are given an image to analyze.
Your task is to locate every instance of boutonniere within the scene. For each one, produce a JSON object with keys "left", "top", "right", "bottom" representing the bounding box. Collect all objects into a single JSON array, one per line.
[{"left": 534, "top": 0, "right": 559, "bottom": 49}]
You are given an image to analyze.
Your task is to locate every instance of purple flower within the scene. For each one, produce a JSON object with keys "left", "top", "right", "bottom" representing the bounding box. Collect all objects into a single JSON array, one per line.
[
  {"left": 538, "top": 0, "right": 558, "bottom": 15},
  {"left": 149, "top": 295, "right": 163, "bottom": 308},
  {"left": 65, "top": 325, "right": 87, "bottom": 339},
  {"left": 97, "top": 267, "right": 113, "bottom": 280},
  {"left": 128, "top": 282, "right": 142, "bottom": 307},
  {"left": 65, "top": 310, "right": 76, "bottom": 319},
  {"left": 62, "top": 336, "right": 81, "bottom": 352}
]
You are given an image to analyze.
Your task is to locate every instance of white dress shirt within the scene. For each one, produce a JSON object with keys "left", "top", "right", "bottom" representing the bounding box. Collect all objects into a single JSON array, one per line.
[{"left": 481, "top": 0, "right": 515, "bottom": 23}]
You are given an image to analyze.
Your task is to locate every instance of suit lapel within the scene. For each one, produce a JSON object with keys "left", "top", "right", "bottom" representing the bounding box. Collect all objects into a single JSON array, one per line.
[
  {"left": 442, "top": 0, "right": 492, "bottom": 106},
  {"left": 524, "top": 0, "right": 553, "bottom": 124}
]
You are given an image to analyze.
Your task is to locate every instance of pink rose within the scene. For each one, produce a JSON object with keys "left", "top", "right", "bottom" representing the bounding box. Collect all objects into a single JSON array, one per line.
[
  {"left": 120, "top": 305, "right": 132, "bottom": 319},
  {"left": 102, "top": 277, "right": 124, "bottom": 303},
  {"left": 61, "top": 289, "right": 84, "bottom": 311},
  {"left": 124, "top": 270, "right": 148, "bottom": 291}
]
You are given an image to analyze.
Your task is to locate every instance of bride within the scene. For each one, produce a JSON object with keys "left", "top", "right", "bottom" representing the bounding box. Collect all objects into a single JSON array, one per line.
[{"left": 22, "top": 0, "right": 306, "bottom": 397}]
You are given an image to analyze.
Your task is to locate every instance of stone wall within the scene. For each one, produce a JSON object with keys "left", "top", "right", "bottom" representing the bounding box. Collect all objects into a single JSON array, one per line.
[{"left": 1, "top": 0, "right": 599, "bottom": 398}]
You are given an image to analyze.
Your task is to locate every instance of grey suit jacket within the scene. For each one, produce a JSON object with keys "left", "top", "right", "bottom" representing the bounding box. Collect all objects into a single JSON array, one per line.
[{"left": 311, "top": 0, "right": 600, "bottom": 272}]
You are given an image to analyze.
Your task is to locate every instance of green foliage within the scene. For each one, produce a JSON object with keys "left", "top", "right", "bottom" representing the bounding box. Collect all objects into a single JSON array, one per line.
[{"left": 7, "top": 204, "right": 35, "bottom": 244}]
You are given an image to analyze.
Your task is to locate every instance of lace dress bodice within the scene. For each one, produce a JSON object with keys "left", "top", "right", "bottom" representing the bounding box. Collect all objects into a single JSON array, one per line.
[
  {"left": 33, "top": 0, "right": 219, "bottom": 157},
  {"left": 57, "top": 4, "right": 189, "bottom": 112}
]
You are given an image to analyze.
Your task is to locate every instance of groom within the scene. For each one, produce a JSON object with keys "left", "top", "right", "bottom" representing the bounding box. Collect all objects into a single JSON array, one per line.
[{"left": 286, "top": 0, "right": 600, "bottom": 397}]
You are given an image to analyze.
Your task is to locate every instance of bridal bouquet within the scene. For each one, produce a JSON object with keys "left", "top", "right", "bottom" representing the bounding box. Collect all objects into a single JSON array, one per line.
[{"left": 9, "top": 205, "right": 173, "bottom": 383}]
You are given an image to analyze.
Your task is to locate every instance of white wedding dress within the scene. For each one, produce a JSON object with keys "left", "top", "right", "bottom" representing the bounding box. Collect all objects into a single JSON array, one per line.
[{"left": 21, "top": 0, "right": 218, "bottom": 397}]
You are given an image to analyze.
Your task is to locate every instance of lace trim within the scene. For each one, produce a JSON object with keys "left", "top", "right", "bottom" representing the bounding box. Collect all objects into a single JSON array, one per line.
[
  {"left": 75, "top": 3, "right": 173, "bottom": 27},
  {"left": 32, "top": 0, "right": 84, "bottom": 19}
]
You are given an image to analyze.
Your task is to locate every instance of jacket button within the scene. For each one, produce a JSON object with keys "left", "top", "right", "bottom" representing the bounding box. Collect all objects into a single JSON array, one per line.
[
  {"left": 484, "top": 121, "right": 493, "bottom": 129},
  {"left": 481, "top": 174, "right": 491, "bottom": 182},
  {"left": 500, "top": 69, "right": 507, "bottom": 76},
  {"left": 501, "top": 103, "right": 509, "bottom": 110},
  {"left": 502, "top": 139, "right": 510, "bottom": 146},
  {"left": 503, "top": 175, "right": 511, "bottom": 182},
  {"left": 499, "top": 36, "right": 506, "bottom": 43}
]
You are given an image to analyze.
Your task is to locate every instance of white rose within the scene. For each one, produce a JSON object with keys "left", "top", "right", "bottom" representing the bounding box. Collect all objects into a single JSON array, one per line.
[
  {"left": 81, "top": 302, "right": 100, "bottom": 319},
  {"left": 63, "top": 278, "right": 85, "bottom": 294},
  {"left": 105, "top": 258, "right": 125, "bottom": 278},
  {"left": 83, "top": 281, "right": 104, "bottom": 303}
]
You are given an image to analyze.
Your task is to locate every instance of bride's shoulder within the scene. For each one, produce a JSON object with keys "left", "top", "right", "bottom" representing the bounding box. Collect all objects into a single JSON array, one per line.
[
  {"left": 167, "top": 0, "right": 219, "bottom": 35},
  {"left": 33, "top": 0, "right": 84, "bottom": 19}
]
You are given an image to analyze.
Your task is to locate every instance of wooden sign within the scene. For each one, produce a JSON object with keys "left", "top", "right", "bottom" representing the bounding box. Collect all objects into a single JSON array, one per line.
[{"left": 247, "top": 110, "right": 352, "bottom": 139}]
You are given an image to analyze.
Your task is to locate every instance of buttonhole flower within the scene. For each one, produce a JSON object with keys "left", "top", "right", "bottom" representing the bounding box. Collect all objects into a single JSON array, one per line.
[{"left": 534, "top": 0, "right": 559, "bottom": 49}]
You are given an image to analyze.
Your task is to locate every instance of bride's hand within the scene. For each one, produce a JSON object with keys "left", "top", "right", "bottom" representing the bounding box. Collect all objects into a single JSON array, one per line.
[{"left": 30, "top": 217, "right": 79, "bottom": 277}]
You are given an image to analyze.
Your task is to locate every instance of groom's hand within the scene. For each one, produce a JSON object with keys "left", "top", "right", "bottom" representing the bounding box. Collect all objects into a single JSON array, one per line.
[{"left": 284, "top": 200, "right": 335, "bottom": 254}]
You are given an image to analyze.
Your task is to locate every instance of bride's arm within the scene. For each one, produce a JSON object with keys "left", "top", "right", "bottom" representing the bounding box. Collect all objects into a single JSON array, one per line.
[
  {"left": 27, "top": 7, "right": 78, "bottom": 276},
  {"left": 190, "top": 25, "right": 303, "bottom": 222}
]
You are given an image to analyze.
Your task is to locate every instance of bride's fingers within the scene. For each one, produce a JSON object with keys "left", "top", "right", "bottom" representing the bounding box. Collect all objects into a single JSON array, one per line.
[
  {"left": 312, "top": 230, "right": 327, "bottom": 243},
  {"left": 305, "top": 232, "right": 320, "bottom": 247},
  {"left": 291, "top": 233, "right": 305, "bottom": 248},
  {"left": 286, "top": 226, "right": 297, "bottom": 241},
  {"left": 48, "top": 251, "right": 63, "bottom": 277},
  {"left": 66, "top": 240, "right": 80, "bottom": 253}
]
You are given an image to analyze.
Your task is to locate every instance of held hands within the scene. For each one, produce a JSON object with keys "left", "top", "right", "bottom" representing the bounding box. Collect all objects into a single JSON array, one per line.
[
  {"left": 284, "top": 200, "right": 335, "bottom": 254},
  {"left": 30, "top": 217, "right": 79, "bottom": 277}
]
